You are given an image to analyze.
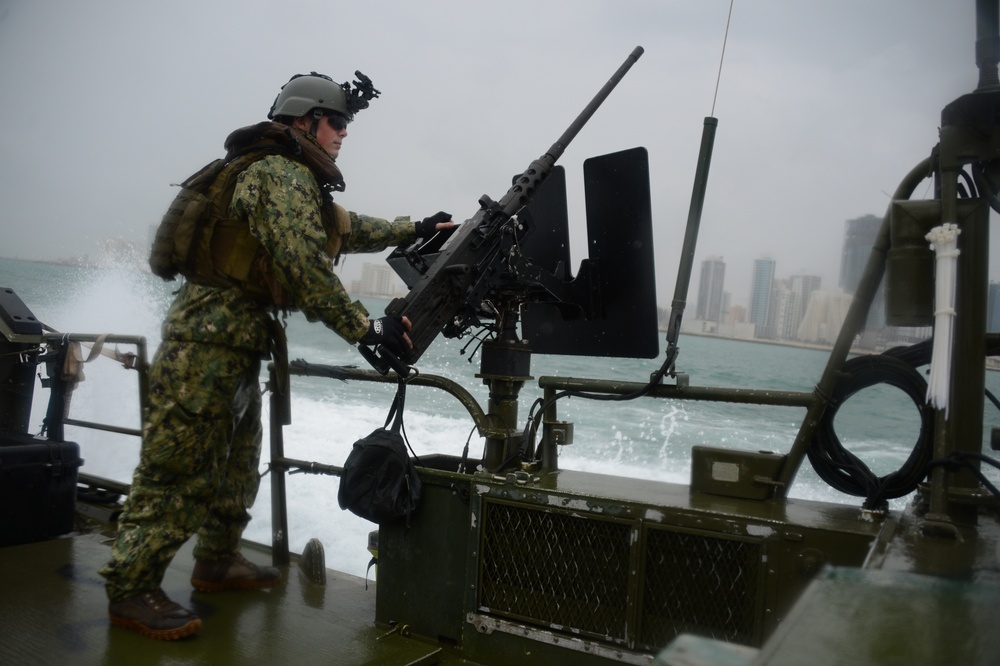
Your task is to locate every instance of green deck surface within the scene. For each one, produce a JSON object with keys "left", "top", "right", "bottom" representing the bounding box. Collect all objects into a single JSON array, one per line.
[{"left": 0, "top": 532, "right": 460, "bottom": 666}]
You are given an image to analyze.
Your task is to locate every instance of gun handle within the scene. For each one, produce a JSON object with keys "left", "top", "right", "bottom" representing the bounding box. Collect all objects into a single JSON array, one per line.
[{"left": 357, "top": 343, "right": 413, "bottom": 378}]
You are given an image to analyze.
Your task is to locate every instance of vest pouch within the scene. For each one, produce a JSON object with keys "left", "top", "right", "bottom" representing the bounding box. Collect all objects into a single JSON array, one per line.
[
  {"left": 209, "top": 217, "right": 258, "bottom": 283},
  {"left": 205, "top": 218, "right": 289, "bottom": 305},
  {"left": 322, "top": 201, "right": 352, "bottom": 260},
  {"left": 149, "top": 186, "right": 215, "bottom": 280},
  {"left": 183, "top": 158, "right": 226, "bottom": 191},
  {"left": 149, "top": 158, "right": 228, "bottom": 280}
]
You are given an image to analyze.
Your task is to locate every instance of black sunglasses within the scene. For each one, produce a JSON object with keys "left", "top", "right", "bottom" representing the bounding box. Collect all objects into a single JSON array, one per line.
[{"left": 326, "top": 114, "right": 349, "bottom": 132}]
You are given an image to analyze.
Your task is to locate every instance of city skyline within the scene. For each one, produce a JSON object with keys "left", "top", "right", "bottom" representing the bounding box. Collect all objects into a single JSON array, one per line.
[
  {"left": 688, "top": 213, "right": 917, "bottom": 347},
  {"left": 695, "top": 214, "right": 885, "bottom": 312}
]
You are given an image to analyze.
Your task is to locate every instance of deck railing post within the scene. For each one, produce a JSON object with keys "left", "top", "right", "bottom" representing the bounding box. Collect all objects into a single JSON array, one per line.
[{"left": 268, "top": 362, "right": 290, "bottom": 566}]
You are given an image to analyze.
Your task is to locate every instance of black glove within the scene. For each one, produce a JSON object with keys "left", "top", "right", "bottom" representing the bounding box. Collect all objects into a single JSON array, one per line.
[
  {"left": 359, "top": 315, "right": 411, "bottom": 360},
  {"left": 415, "top": 211, "right": 452, "bottom": 239}
]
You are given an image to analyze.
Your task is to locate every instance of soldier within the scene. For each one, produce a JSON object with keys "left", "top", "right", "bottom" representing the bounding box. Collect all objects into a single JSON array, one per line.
[{"left": 100, "top": 71, "right": 453, "bottom": 640}]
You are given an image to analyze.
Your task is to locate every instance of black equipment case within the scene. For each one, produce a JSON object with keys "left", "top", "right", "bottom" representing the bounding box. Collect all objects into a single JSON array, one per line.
[{"left": 0, "top": 431, "right": 82, "bottom": 546}]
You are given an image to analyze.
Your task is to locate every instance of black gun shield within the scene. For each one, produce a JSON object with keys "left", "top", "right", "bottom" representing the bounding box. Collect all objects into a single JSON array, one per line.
[{"left": 522, "top": 147, "right": 659, "bottom": 358}]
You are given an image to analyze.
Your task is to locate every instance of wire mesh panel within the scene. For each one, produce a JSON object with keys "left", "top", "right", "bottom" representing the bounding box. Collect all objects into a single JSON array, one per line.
[
  {"left": 477, "top": 500, "right": 633, "bottom": 642},
  {"left": 638, "top": 526, "right": 763, "bottom": 648}
]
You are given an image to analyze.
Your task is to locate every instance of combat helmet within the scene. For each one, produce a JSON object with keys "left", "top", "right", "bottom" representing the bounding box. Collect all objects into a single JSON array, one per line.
[{"left": 268, "top": 71, "right": 380, "bottom": 122}]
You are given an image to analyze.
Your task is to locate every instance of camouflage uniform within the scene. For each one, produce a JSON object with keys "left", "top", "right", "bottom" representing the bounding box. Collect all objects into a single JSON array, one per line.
[{"left": 101, "top": 151, "right": 415, "bottom": 601}]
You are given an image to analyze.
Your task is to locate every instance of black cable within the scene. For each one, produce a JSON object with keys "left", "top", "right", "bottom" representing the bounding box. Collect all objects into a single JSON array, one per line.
[
  {"left": 971, "top": 162, "right": 1000, "bottom": 215},
  {"left": 929, "top": 452, "right": 1000, "bottom": 499},
  {"left": 986, "top": 387, "right": 1000, "bottom": 414},
  {"left": 880, "top": 338, "right": 932, "bottom": 367},
  {"left": 520, "top": 345, "right": 676, "bottom": 444},
  {"left": 808, "top": 352, "right": 935, "bottom": 509},
  {"left": 457, "top": 423, "right": 478, "bottom": 474}
]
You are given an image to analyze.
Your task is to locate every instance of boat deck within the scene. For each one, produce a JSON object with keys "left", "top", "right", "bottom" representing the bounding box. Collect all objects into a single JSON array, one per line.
[{"left": 0, "top": 530, "right": 465, "bottom": 666}]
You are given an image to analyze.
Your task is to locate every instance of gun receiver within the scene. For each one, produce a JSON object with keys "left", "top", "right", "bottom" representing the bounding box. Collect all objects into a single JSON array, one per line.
[{"left": 364, "top": 46, "right": 644, "bottom": 374}]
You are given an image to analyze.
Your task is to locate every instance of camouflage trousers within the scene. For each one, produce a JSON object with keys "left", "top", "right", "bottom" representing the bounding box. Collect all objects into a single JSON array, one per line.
[{"left": 100, "top": 340, "right": 263, "bottom": 601}]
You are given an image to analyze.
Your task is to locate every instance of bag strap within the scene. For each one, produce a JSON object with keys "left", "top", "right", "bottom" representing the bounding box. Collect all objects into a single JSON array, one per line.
[
  {"left": 383, "top": 379, "right": 421, "bottom": 465},
  {"left": 383, "top": 380, "right": 406, "bottom": 433}
]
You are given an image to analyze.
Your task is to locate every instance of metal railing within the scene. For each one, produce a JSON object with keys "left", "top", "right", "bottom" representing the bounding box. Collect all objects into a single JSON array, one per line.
[
  {"left": 38, "top": 333, "right": 149, "bottom": 489},
  {"left": 265, "top": 360, "right": 498, "bottom": 564}
]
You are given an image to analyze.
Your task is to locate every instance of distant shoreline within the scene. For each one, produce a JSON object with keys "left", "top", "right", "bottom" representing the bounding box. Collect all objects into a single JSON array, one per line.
[
  {"left": 668, "top": 329, "right": 837, "bottom": 353},
  {"left": 0, "top": 255, "right": 95, "bottom": 268},
  {"left": 4, "top": 256, "right": 995, "bottom": 371},
  {"left": 678, "top": 329, "right": 1000, "bottom": 372}
]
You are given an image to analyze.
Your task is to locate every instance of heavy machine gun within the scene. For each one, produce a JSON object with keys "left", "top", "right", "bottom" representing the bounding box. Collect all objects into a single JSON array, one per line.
[{"left": 358, "top": 47, "right": 646, "bottom": 376}]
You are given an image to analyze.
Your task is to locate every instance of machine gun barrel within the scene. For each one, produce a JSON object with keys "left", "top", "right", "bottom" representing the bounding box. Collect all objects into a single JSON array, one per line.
[
  {"left": 495, "top": 45, "right": 645, "bottom": 219},
  {"left": 370, "top": 47, "right": 644, "bottom": 375}
]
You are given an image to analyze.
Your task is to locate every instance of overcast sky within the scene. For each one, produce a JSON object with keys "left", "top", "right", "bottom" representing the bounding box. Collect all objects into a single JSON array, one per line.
[{"left": 0, "top": 0, "right": 981, "bottom": 309}]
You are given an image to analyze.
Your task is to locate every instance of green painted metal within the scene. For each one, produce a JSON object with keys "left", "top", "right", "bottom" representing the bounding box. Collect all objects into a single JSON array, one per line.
[
  {"left": 754, "top": 567, "right": 1000, "bottom": 666},
  {"left": 374, "top": 460, "right": 885, "bottom": 663},
  {"left": 375, "top": 456, "right": 472, "bottom": 648}
]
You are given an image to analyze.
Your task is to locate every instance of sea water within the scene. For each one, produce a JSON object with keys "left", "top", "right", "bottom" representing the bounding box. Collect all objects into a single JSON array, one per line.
[{"left": 3, "top": 256, "right": 999, "bottom": 578}]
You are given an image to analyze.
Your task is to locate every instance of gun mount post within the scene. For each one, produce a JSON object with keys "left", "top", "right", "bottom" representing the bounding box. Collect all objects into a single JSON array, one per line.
[{"left": 476, "top": 305, "right": 533, "bottom": 471}]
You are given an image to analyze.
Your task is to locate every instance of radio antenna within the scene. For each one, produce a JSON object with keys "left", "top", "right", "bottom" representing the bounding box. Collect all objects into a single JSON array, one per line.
[{"left": 712, "top": 0, "right": 735, "bottom": 116}]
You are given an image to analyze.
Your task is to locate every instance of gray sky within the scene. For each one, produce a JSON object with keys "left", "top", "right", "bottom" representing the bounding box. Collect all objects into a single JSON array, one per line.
[{"left": 0, "top": 0, "right": 980, "bottom": 309}]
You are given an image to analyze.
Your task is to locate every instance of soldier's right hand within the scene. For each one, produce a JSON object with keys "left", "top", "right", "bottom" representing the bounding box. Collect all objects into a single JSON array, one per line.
[{"left": 360, "top": 315, "right": 413, "bottom": 360}]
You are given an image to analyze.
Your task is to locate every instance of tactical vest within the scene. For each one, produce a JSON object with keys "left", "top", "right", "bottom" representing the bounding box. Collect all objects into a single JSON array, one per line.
[{"left": 149, "top": 133, "right": 350, "bottom": 307}]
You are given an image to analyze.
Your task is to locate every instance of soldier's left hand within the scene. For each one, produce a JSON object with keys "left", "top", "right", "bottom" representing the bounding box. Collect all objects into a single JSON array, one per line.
[{"left": 415, "top": 211, "right": 455, "bottom": 238}]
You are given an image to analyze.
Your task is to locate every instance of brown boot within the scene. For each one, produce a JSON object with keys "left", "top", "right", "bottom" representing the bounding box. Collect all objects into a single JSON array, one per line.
[
  {"left": 108, "top": 588, "right": 202, "bottom": 640},
  {"left": 191, "top": 552, "right": 282, "bottom": 593}
]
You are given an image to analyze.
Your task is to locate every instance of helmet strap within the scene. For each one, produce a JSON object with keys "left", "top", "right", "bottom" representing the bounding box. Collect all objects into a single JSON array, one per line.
[{"left": 309, "top": 109, "right": 323, "bottom": 138}]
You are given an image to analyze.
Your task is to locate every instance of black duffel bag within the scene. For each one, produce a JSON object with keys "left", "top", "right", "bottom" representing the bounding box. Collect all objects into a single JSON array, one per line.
[{"left": 338, "top": 381, "right": 421, "bottom": 525}]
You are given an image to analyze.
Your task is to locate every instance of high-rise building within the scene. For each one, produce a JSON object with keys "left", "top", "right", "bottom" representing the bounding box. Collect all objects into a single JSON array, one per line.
[
  {"left": 696, "top": 256, "right": 726, "bottom": 323},
  {"left": 839, "top": 215, "right": 880, "bottom": 294},
  {"left": 770, "top": 279, "right": 797, "bottom": 341},
  {"left": 727, "top": 303, "right": 746, "bottom": 325},
  {"left": 989, "top": 282, "right": 1000, "bottom": 333},
  {"left": 356, "top": 262, "right": 396, "bottom": 299},
  {"left": 797, "top": 289, "right": 853, "bottom": 345},
  {"left": 788, "top": 273, "right": 822, "bottom": 339},
  {"left": 749, "top": 256, "right": 776, "bottom": 338},
  {"left": 840, "top": 214, "right": 885, "bottom": 333}
]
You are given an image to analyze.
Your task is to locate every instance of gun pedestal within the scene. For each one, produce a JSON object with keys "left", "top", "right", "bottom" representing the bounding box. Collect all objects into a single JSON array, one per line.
[{"left": 476, "top": 314, "right": 533, "bottom": 472}]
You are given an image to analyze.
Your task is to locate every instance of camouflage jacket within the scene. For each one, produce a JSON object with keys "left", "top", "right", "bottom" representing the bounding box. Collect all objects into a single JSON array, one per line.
[{"left": 161, "top": 153, "right": 415, "bottom": 353}]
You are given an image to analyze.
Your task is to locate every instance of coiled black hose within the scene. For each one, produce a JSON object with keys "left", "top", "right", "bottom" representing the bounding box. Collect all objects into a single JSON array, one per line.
[{"left": 808, "top": 352, "right": 935, "bottom": 509}]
